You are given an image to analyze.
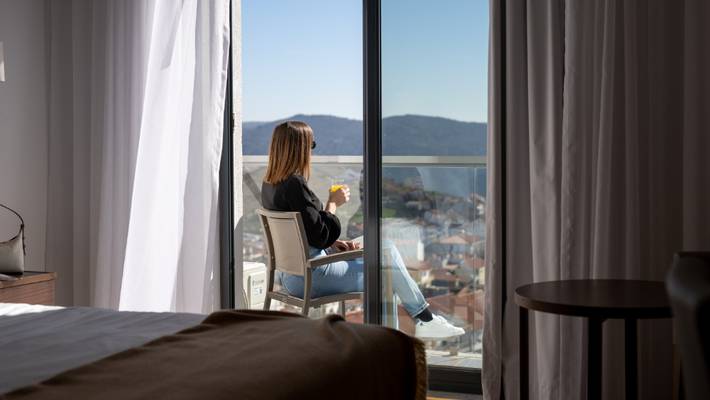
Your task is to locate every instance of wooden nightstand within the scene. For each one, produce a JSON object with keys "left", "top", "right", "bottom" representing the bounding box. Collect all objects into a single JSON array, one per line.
[{"left": 0, "top": 271, "right": 57, "bottom": 305}]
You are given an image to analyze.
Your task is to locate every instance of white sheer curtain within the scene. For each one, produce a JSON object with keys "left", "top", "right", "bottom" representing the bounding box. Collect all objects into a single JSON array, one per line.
[
  {"left": 118, "top": 0, "right": 230, "bottom": 312},
  {"left": 45, "top": 0, "right": 231, "bottom": 313},
  {"left": 484, "top": 0, "right": 710, "bottom": 399}
]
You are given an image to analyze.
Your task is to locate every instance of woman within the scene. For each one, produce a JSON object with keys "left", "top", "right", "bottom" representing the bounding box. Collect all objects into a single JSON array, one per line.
[{"left": 261, "top": 121, "right": 464, "bottom": 338}]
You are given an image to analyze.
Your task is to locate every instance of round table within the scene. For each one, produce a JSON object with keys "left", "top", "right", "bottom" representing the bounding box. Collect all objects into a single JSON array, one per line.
[{"left": 514, "top": 280, "right": 671, "bottom": 400}]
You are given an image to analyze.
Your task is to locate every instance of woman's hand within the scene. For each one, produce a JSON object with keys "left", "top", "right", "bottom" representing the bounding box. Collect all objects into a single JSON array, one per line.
[
  {"left": 326, "top": 185, "right": 350, "bottom": 213},
  {"left": 331, "top": 239, "right": 361, "bottom": 252}
]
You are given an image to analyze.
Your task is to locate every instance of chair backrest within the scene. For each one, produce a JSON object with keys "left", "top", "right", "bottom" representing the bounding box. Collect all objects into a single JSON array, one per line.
[
  {"left": 667, "top": 252, "right": 710, "bottom": 400},
  {"left": 256, "top": 208, "right": 310, "bottom": 276}
]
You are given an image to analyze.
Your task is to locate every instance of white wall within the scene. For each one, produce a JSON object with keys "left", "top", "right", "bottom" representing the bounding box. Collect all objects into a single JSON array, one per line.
[{"left": 0, "top": 0, "right": 48, "bottom": 271}]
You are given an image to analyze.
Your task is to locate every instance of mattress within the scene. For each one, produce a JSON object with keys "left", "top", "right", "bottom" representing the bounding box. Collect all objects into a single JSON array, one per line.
[{"left": 0, "top": 303, "right": 204, "bottom": 394}]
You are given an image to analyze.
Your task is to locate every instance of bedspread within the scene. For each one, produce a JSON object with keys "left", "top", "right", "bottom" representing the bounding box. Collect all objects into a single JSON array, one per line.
[
  {"left": 3, "top": 310, "right": 426, "bottom": 400},
  {"left": 0, "top": 304, "right": 203, "bottom": 394}
]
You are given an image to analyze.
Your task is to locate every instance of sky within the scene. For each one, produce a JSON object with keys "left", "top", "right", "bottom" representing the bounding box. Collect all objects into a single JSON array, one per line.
[{"left": 241, "top": 0, "right": 488, "bottom": 123}]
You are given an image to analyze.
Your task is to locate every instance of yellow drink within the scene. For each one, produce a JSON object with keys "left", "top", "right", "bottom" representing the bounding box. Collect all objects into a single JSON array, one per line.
[{"left": 330, "top": 184, "right": 345, "bottom": 193}]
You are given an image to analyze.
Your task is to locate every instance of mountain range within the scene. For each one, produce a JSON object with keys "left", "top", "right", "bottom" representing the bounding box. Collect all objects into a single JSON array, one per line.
[{"left": 242, "top": 114, "right": 487, "bottom": 156}]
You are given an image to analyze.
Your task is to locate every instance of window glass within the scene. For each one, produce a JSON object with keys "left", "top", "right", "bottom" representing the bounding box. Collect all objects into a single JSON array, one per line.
[
  {"left": 241, "top": 0, "right": 363, "bottom": 317},
  {"left": 380, "top": 0, "right": 489, "bottom": 367}
]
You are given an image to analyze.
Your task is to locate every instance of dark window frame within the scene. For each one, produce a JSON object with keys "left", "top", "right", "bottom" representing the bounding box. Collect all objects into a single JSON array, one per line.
[{"left": 220, "top": 0, "right": 235, "bottom": 309}]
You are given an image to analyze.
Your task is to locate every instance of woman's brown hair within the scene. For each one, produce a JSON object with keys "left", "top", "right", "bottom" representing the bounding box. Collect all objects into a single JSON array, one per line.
[{"left": 263, "top": 121, "right": 314, "bottom": 184}]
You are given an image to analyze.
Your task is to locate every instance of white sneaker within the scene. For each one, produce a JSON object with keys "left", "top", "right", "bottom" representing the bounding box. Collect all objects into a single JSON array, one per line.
[{"left": 415, "top": 314, "right": 465, "bottom": 339}]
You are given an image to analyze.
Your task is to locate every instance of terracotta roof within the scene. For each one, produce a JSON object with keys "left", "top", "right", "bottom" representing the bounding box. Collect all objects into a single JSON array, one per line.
[
  {"left": 426, "top": 291, "right": 485, "bottom": 330},
  {"left": 346, "top": 290, "right": 486, "bottom": 333},
  {"left": 405, "top": 260, "right": 434, "bottom": 271},
  {"left": 430, "top": 269, "right": 460, "bottom": 282},
  {"left": 463, "top": 256, "right": 485, "bottom": 269},
  {"left": 461, "top": 234, "right": 484, "bottom": 243},
  {"left": 437, "top": 235, "right": 469, "bottom": 245}
]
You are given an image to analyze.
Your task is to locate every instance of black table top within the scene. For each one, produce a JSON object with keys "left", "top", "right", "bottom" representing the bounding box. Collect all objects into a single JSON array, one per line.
[{"left": 515, "top": 279, "right": 672, "bottom": 319}]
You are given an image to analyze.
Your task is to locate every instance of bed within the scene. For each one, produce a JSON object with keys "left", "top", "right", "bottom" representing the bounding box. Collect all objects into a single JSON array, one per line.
[{"left": 0, "top": 303, "right": 426, "bottom": 399}]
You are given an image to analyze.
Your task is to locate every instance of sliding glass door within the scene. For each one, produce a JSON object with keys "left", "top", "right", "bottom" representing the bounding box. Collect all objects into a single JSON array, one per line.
[
  {"left": 232, "top": 0, "right": 488, "bottom": 391},
  {"left": 239, "top": 0, "right": 363, "bottom": 316},
  {"left": 378, "top": 0, "right": 489, "bottom": 369}
]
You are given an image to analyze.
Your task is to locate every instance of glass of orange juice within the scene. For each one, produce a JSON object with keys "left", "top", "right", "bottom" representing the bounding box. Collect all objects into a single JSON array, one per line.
[{"left": 329, "top": 179, "right": 346, "bottom": 193}]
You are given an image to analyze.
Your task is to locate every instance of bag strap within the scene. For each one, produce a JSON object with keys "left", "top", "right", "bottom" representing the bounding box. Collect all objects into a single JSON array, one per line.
[
  {"left": 0, "top": 203, "right": 25, "bottom": 226},
  {"left": 0, "top": 203, "right": 26, "bottom": 255}
]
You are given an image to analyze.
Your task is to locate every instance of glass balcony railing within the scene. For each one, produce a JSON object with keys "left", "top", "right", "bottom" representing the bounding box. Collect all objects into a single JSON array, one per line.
[{"left": 241, "top": 155, "right": 486, "bottom": 366}]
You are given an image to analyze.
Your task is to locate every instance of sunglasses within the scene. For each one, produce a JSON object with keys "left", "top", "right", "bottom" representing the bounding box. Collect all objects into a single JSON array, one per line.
[{"left": 311, "top": 140, "right": 317, "bottom": 150}]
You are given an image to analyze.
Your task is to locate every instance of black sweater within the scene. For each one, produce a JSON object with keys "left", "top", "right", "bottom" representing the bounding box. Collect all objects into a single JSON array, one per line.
[{"left": 261, "top": 175, "right": 341, "bottom": 249}]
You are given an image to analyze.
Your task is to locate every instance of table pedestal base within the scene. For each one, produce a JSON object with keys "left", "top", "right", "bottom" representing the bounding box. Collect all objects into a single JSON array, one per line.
[
  {"left": 587, "top": 318, "right": 603, "bottom": 400},
  {"left": 625, "top": 319, "right": 638, "bottom": 400},
  {"left": 520, "top": 314, "right": 641, "bottom": 400}
]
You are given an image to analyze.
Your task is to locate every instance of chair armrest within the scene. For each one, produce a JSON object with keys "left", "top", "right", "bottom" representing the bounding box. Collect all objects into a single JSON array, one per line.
[{"left": 309, "top": 249, "right": 364, "bottom": 268}]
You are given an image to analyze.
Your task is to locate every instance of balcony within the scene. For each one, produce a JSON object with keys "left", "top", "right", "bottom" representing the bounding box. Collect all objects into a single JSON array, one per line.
[{"left": 241, "top": 155, "right": 486, "bottom": 369}]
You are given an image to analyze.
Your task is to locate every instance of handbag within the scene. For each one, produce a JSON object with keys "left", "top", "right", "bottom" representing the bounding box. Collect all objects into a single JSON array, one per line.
[{"left": 0, "top": 203, "right": 25, "bottom": 273}]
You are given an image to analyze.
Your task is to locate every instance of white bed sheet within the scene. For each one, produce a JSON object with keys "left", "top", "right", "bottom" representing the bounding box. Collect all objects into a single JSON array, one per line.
[{"left": 0, "top": 303, "right": 204, "bottom": 394}]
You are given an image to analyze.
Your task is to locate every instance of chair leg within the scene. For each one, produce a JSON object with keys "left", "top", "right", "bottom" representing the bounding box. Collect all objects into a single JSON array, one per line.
[
  {"left": 302, "top": 270, "right": 312, "bottom": 317},
  {"left": 382, "top": 249, "right": 396, "bottom": 328},
  {"left": 339, "top": 300, "right": 346, "bottom": 317},
  {"left": 264, "top": 267, "right": 275, "bottom": 311}
]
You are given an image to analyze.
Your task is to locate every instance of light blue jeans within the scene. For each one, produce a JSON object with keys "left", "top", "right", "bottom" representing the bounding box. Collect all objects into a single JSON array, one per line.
[{"left": 277, "top": 241, "right": 429, "bottom": 317}]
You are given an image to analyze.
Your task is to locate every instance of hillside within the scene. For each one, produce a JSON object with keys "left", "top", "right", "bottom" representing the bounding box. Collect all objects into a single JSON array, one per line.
[{"left": 242, "top": 114, "right": 486, "bottom": 156}]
